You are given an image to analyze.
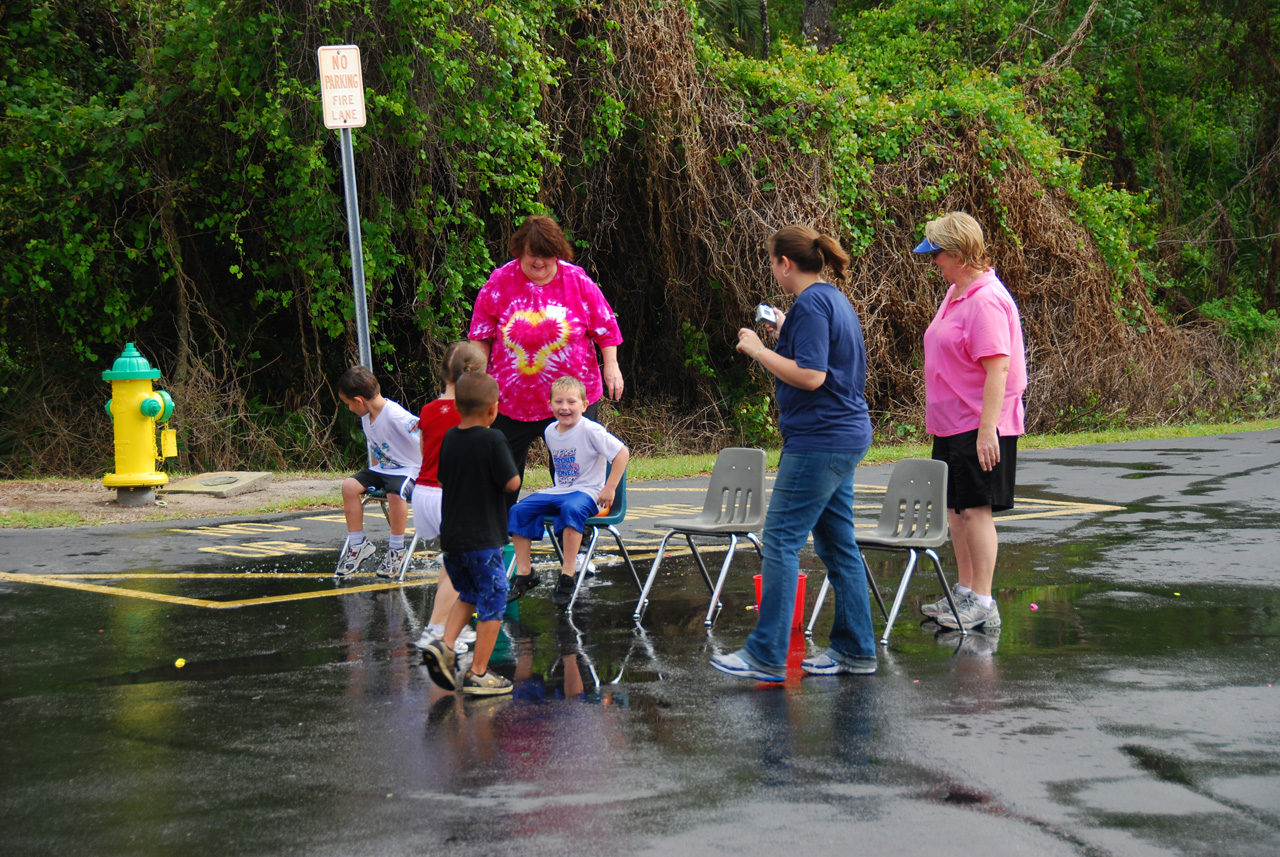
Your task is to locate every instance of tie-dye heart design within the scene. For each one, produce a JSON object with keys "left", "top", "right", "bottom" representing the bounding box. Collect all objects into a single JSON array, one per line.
[{"left": 503, "top": 310, "right": 572, "bottom": 376}]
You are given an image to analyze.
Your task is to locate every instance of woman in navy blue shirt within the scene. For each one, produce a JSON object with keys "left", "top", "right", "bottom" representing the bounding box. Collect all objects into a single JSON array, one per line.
[{"left": 712, "top": 225, "right": 878, "bottom": 682}]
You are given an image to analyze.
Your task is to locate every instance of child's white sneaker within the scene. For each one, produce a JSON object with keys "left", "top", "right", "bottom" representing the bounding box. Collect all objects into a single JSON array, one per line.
[
  {"left": 335, "top": 540, "right": 376, "bottom": 577},
  {"left": 376, "top": 545, "right": 408, "bottom": 578}
]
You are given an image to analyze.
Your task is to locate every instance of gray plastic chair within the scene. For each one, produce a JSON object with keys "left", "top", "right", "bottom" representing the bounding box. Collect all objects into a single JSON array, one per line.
[
  {"left": 633, "top": 447, "right": 767, "bottom": 626},
  {"left": 805, "top": 458, "right": 964, "bottom": 644}
]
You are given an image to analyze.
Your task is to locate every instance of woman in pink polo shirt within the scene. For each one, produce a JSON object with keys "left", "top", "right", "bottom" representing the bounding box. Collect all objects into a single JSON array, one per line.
[
  {"left": 913, "top": 212, "right": 1027, "bottom": 633},
  {"left": 469, "top": 215, "right": 624, "bottom": 509}
]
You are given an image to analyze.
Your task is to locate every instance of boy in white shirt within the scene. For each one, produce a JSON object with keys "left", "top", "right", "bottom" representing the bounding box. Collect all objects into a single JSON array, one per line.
[
  {"left": 507, "top": 376, "right": 629, "bottom": 607},
  {"left": 333, "top": 365, "right": 422, "bottom": 578}
]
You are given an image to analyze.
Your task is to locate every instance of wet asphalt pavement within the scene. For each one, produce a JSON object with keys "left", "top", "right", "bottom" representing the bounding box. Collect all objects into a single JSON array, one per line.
[{"left": 2, "top": 430, "right": 1278, "bottom": 856}]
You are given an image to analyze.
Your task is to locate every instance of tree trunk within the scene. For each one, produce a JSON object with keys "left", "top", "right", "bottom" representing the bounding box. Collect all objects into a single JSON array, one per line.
[{"left": 802, "top": 0, "right": 836, "bottom": 52}]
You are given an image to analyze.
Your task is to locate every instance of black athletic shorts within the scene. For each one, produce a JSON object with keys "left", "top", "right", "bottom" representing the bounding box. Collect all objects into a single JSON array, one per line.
[
  {"left": 351, "top": 468, "right": 413, "bottom": 500},
  {"left": 931, "top": 429, "right": 1018, "bottom": 512}
]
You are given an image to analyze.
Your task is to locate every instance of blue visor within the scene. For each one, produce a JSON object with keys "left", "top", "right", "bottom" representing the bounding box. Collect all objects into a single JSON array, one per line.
[{"left": 912, "top": 237, "right": 942, "bottom": 254}]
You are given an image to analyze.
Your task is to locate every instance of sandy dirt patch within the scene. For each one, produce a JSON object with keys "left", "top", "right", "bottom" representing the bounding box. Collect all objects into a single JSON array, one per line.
[{"left": 0, "top": 477, "right": 343, "bottom": 526}]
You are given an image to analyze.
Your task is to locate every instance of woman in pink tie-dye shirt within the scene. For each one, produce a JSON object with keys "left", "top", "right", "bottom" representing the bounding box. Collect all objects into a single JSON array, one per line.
[{"left": 469, "top": 215, "right": 624, "bottom": 507}]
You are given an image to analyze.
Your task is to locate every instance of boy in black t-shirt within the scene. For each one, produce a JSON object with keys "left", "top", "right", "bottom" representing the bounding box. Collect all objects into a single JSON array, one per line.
[{"left": 421, "top": 371, "right": 521, "bottom": 696}]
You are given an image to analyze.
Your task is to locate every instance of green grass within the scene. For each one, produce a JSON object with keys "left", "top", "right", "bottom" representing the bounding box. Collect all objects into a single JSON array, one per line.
[{"left": 0, "top": 509, "right": 86, "bottom": 529}]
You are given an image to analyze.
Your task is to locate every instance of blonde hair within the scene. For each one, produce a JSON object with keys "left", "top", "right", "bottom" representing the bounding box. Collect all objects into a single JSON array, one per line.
[
  {"left": 549, "top": 375, "right": 587, "bottom": 401},
  {"left": 923, "top": 212, "right": 990, "bottom": 269}
]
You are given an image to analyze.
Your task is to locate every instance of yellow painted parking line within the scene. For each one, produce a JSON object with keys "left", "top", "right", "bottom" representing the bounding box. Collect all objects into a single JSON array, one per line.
[
  {"left": 8, "top": 572, "right": 438, "bottom": 580},
  {"left": 0, "top": 571, "right": 432, "bottom": 609},
  {"left": 996, "top": 503, "right": 1123, "bottom": 522},
  {"left": 169, "top": 522, "right": 303, "bottom": 536},
  {"left": 198, "top": 540, "right": 334, "bottom": 558}
]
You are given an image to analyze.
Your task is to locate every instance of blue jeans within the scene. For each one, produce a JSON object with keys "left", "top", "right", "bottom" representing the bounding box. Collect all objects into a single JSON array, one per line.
[{"left": 743, "top": 449, "right": 875, "bottom": 672}]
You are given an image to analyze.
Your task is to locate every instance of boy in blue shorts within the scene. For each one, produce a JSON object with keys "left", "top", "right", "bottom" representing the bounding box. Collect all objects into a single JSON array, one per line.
[
  {"left": 421, "top": 371, "right": 521, "bottom": 695},
  {"left": 507, "top": 376, "right": 629, "bottom": 608},
  {"left": 334, "top": 365, "right": 422, "bottom": 578}
]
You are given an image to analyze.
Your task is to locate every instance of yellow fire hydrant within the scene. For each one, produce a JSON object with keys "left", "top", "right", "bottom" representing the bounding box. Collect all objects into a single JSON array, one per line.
[{"left": 103, "top": 343, "right": 176, "bottom": 506}]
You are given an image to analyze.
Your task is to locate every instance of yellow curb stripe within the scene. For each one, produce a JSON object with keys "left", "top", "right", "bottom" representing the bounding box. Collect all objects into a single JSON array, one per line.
[
  {"left": 0, "top": 572, "right": 221, "bottom": 608},
  {"left": 0, "top": 571, "right": 432, "bottom": 609}
]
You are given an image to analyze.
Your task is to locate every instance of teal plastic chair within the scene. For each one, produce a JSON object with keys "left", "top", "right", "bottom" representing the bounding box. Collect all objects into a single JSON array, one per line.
[{"left": 541, "top": 467, "right": 641, "bottom": 612}]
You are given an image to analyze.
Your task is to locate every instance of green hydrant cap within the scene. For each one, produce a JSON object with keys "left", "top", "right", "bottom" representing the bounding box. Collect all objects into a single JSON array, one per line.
[{"left": 102, "top": 343, "right": 161, "bottom": 381}]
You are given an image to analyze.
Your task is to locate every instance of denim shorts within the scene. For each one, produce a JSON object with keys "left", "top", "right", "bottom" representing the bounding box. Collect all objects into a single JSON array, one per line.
[
  {"left": 508, "top": 491, "right": 598, "bottom": 539},
  {"left": 442, "top": 548, "right": 509, "bottom": 621}
]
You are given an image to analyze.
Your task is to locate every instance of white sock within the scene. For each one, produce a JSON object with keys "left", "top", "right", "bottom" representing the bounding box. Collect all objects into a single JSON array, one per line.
[
  {"left": 954, "top": 584, "right": 972, "bottom": 597},
  {"left": 348, "top": 532, "right": 365, "bottom": 546},
  {"left": 388, "top": 534, "right": 405, "bottom": 550},
  {"left": 973, "top": 594, "right": 995, "bottom": 609},
  {"left": 427, "top": 623, "right": 445, "bottom": 636}
]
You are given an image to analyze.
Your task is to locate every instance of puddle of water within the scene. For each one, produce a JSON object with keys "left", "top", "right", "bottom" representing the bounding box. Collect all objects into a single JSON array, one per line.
[{"left": 2, "top": 547, "right": 1279, "bottom": 857}]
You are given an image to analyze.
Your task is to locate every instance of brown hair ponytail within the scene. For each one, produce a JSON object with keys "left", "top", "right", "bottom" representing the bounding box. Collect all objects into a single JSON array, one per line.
[{"left": 767, "top": 225, "right": 851, "bottom": 280}]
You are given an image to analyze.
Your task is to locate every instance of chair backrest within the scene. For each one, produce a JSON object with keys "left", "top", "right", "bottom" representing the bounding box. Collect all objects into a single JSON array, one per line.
[
  {"left": 873, "top": 458, "right": 948, "bottom": 545},
  {"left": 588, "top": 467, "right": 627, "bottom": 526},
  {"left": 699, "top": 447, "right": 766, "bottom": 527}
]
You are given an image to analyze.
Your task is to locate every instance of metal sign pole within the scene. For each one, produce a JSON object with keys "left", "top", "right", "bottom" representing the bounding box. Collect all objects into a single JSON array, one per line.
[
  {"left": 317, "top": 44, "right": 372, "bottom": 371},
  {"left": 339, "top": 127, "right": 372, "bottom": 371}
]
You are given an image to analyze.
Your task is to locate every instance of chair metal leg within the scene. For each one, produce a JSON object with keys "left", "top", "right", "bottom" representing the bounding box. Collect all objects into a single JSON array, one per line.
[
  {"left": 395, "top": 531, "right": 421, "bottom": 581},
  {"left": 544, "top": 521, "right": 567, "bottom": 565},
  {"left": 703, "top": 534, "right": 739, "bottom": 626},
  {"left": 804, "top": 561, "right": 890, "bottom": 638},
  {"left": 606, "top": 525, "right": 642, "bottom": 591},
  {"left": 634, "top": 531, "right": 677, "bottom": 622},
  {"left": 683, "top": 535, "right": 718, "bottom": 594},
  {"left": 565, "top": 529, "right": 601, "bottom": 612},
  {"left": 879, "top": 549, "right": 919, "bottom": 646},
  {"left": 805, "top": 575, "right": 829, "bottom": 638},
  {"left": 864, "top": 564, "right": 889, "bottom": 622},
  {"left": 925, "top": 548, "right": 966, "bottom": 636}
]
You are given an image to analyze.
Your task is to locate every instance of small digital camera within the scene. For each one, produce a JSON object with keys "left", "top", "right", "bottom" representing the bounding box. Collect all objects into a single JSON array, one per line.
[{"left": 754, "top": 304, "right": 778, "bottom": 326}]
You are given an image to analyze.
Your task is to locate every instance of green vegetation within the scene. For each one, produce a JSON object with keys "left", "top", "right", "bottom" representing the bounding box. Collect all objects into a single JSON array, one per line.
[
  {"left": 0, "top": 509, "right": 87, "bottom": 529},
  {"left": 1, "top": 1, "right": 1276, "bottom": 478}
]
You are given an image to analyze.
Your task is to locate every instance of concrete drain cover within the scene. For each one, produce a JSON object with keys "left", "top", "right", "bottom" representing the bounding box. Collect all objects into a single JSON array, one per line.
[{"left": 161, "top": 471, "right": 273, "bottom": 498}]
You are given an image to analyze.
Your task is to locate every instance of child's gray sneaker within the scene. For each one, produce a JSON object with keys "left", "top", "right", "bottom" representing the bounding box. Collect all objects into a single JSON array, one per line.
[
  {"left": 376, "top": 546, "right": 408, "bottom": 578},
  {"left": 416, "top": 625, "right": 471, "bottom": 655},
  {"left": 421, "top": 639, "right": 459, "bottom": 691},
  {"left": 801, "top": 653, "right": 877, "bottom": 675},
  {"left": 334, "top": 540, "right": 377, "bottom": 577},
  {"left": 935, "top": 596, "right": 1002, "bottom": 630},
  {"left": 461, "top": 669, "right": 513, "bottom": 696}
]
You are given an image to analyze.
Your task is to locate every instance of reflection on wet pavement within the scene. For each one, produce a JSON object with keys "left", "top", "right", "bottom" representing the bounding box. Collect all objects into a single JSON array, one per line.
[{"left": 3, "top": 540, "right": 1279, "bottom": 857}]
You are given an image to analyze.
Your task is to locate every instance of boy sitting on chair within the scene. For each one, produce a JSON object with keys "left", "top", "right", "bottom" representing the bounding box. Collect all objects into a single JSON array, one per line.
[
  {"left": 333, "top": 365, "right": 422, "bottom": 578},
  {"left": 507, "top": 376, "right": 629, "bottom": 607}
]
